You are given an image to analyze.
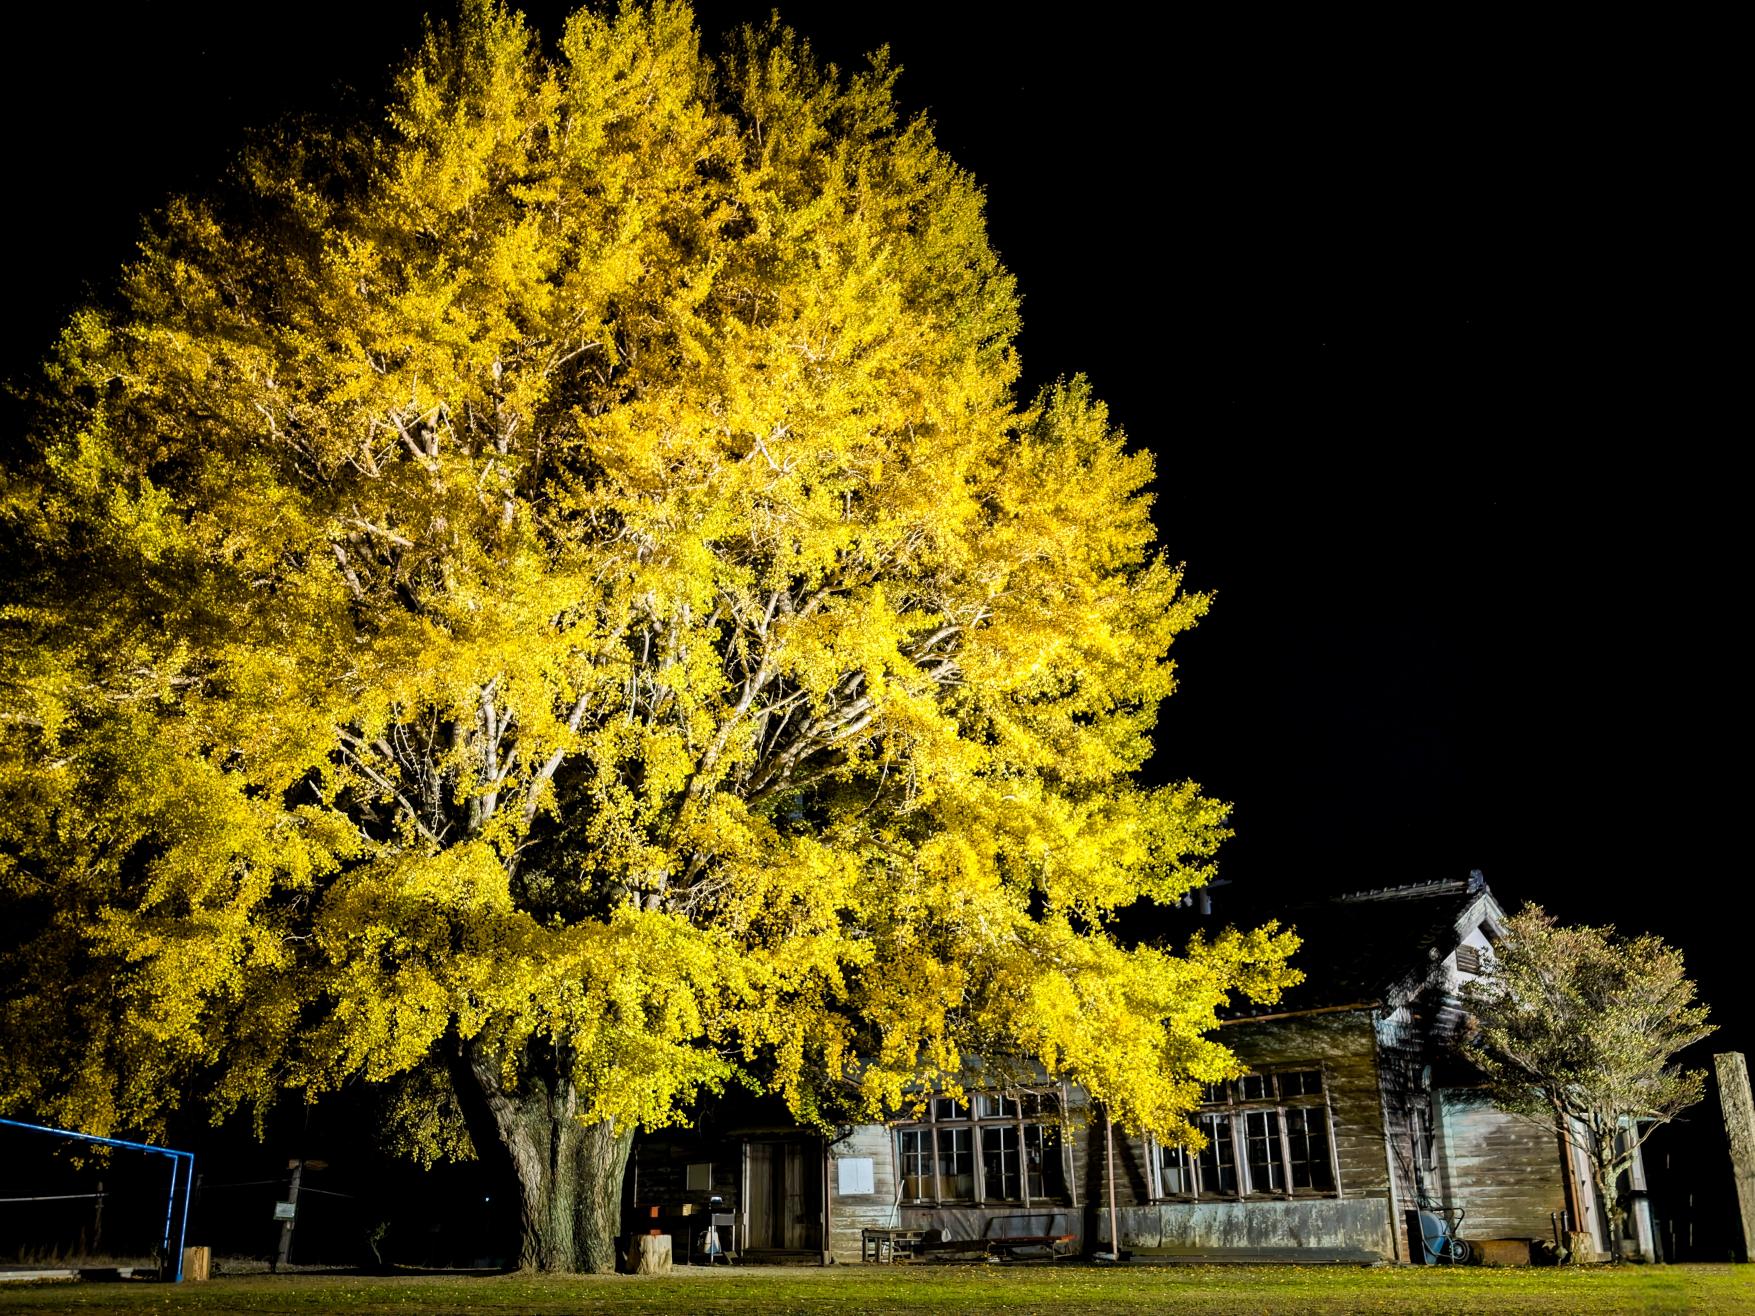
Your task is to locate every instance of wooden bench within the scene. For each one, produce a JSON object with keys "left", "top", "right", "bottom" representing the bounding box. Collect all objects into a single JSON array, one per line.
[{"left": 861, "top": 1227, "right": 926, "bottom": 1263}]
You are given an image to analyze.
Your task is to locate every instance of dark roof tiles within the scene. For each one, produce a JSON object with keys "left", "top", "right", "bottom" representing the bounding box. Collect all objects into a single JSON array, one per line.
[{"left": 1214, "top": 875, "right": 1488, "bottom": 1019}]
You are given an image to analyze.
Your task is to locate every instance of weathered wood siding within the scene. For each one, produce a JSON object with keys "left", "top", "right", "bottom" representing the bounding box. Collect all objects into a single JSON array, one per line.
[
  {"left": 1434, "top": 1091, "right": 1567, "bottom": 1240},
  {"left": 826, "top": 1124, "right": 897, "bottom": 1263},
  {"left": 1374, "top": 1002, "right": 1424, "bottom": 1262}
]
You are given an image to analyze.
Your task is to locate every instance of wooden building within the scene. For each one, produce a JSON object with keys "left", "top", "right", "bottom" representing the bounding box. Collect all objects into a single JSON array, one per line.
[{"left": 627, "top": 874, "right": 1654, "bottom": 1264}]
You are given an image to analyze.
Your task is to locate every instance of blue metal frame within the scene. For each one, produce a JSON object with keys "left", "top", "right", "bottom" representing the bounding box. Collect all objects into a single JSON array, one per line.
[{"left": 0, "top": 1116, "right": 195, "bottom": 1282}]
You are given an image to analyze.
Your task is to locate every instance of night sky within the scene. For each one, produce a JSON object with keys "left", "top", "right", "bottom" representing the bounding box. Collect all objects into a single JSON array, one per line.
[{"left": 2, "top": 6, "right": 1738, "bottom": 1056}]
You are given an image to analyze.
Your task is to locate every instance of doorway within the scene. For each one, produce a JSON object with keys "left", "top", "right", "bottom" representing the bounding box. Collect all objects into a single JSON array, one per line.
[{"left": 743, "top": 1138, "right": 823, "bottom": 1253}]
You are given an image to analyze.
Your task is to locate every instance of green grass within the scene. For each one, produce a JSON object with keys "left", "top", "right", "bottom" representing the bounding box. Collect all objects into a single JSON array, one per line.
[{"left": 0, "top": 1263, "right": 1750, "bottom": 1314}]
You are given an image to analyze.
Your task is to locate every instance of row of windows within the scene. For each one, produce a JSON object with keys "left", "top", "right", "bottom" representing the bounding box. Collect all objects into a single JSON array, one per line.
[
  {"left": 1158, "top": 1068, "right": 1338, "bottom": 1199},
  {"left": 897, "top": 1070, "right": 1342, "bottom": 1206},
  {"left": 1159, "top": 1105, "right": 1335, "bottom": 1196},
  {"left": 897, "top": 1092, "right": 1066, "bottom": 1204}
]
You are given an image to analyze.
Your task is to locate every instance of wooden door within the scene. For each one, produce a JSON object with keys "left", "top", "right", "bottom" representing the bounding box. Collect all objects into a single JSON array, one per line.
[
  {"left": 743, "top": 1139, "right": 822, "bottom": 1252},
  {"left": 781, "top": 1141, "right": 808, "bottom": 1249},
  {"left": 746, "top": 1141, "right": 778, "bottom": 1249}
]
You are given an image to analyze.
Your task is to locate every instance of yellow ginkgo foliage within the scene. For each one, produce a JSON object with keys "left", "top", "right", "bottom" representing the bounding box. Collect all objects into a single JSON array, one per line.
[{"left": 0, "top": 1, "right": 1297, "bottom": 1272}]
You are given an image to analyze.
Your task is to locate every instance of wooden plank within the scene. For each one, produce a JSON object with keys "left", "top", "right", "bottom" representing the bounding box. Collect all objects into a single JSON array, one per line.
[
  {"left": 747, "top": 1142, "right": 775, "bottom": 1249},
  {"left": 783, "top": 1143, "right": 803, "bottom": 1250},
  {"left": 1434, "top": 1098, "right": 1566, "bottom": 1239}
]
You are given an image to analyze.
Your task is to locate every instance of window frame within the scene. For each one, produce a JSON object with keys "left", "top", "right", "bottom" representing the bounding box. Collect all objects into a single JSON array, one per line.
[
  {"left": 1152, "top": 1065, "right": 1342, "bottom": 1203},
  {"left": 894, "top": 1086, "right": 1068, "bottom": 1206}
]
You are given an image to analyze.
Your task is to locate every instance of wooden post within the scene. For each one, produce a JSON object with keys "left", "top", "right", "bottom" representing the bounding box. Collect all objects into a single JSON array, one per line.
[
  {"left": 180, "top": 1246, "right": 211, "bottom": 1281},
  {"left": 1062, "top": 1082, "right": 1079, "bottom": 1209},
  {"left": 1104, "top": 1107, "right": 1119, "bottom": 1258},
  {"left": 1714, "top": 1053, "right": 1755, "bottom": 1262},
  {"left": 274, "top": 1159, "right": 303, "bottom": 1272}
]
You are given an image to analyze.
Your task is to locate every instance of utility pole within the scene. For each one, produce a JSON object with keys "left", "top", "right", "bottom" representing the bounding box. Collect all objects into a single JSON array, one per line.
[{"left": 274, "top": 1159, "right": 303, "bottom": 1272}]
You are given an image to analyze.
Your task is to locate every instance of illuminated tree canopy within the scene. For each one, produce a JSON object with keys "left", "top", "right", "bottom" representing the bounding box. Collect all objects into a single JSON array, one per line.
[{"left": 0, "top": 0, "right": 1296, "bottom": 1270}]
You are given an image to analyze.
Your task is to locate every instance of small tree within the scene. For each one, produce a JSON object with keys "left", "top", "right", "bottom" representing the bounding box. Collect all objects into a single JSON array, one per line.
[{"left": 1462, "top": 906, "right": 1712, "bottom": 1257}]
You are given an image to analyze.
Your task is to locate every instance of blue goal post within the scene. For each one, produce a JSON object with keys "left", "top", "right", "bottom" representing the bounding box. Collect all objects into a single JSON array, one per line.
[{"left": 0, "top": 1116, "right": 194, "bottom": 1282}]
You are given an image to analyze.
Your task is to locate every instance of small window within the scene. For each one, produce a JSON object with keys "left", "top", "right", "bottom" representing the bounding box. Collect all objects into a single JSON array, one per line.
[
  {"left": 1197, "top": 1112, "right": 1238, "bottom": 1193},
  {"left": 1239, "top": 1073, "right": 1275, "bottom": 1101},
  {"left": 1023, "top": 1123, "right": 1063, "bottom": 1199},
  {"left": 1285, "top": 1106, "right": 1334, "bottom": 1191},
  {"left": 1159, "top": 1144, "right": 1193, "bottom": 1196},
  {"left": 1413, "top": 1102, "right": 1437, "bottom": 1171},
  {"left": 1455, "top": 944, "right": 1484, "bottom": 975},
  {"left": 1200, "top": 1081, "right": 1227, "bottom": 1104},
  {"left": 934, "top": 1096, "right": 969, "bottom": 1121},
  {"left": 1280, "top": 1069, "right": 1323, "bottom": 1097},
  {"left": 980, "top": 1125, "right": 1021, "bottom": 1200},
  {"left": 936, "top": 1127, "right": 974, "bottom": 1199},
  {"left": 1243, "top": 1109, "right": 1284, "bottom": 1191},
  {"left": 900, "top": 1129, "right": 934, "bottom": 1202},
  {"left": 975, "top": 1094, "right": 1018, "bottom": 1119}
]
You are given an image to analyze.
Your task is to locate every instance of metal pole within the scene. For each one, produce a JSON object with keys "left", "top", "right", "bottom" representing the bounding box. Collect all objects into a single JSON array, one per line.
[
  {"left": 173, "top": 1153, "right": 195, "bottom": 1283},
  {"left": 159, "top": 1156, "right": 178, "bottom": 1270},
  {"left": 0, "top": 1118, "right": 192, "bottom": 1284}
]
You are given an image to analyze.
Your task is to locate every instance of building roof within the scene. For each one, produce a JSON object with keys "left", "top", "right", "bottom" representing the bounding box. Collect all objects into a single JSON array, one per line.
[{"left": 1216, "top": 872, "right": 1493, "bottom": 1020}]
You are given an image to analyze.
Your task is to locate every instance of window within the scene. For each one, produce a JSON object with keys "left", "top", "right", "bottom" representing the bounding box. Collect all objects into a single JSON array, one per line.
[
  {"left": 981, "top": 1125, "right": 1021, "bottom": 1199},
  {"left": 1155, "top": 1068, "right": 1337, "bottom": 1200},
  {"left": 1159, "top": 1144, "right": 1194, "bottom": 1195},
  {"left": 900, "top": 1129, "right": 934, "bottom": 1201},
  {"left": 1196, "top": 1111, "right": 1238, "bottom": 1193},
  {"left": 1284, "top": 1106, "right": 1333, "bottom": 1190},
  {"left": 897, "top": 1089, "right": 1066, "bottom": 1203},
  {"left": 1244, "top": 1109, "right": 1284, "bottom": 1191},
  {"left": 1412, "top": 1100, "right": 1437, "bottom": 1174}
]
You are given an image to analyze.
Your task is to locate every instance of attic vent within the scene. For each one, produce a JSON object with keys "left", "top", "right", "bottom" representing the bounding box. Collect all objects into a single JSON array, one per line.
[{"left": 1455, "top": 944, "right": 1484, "bottom": 976}]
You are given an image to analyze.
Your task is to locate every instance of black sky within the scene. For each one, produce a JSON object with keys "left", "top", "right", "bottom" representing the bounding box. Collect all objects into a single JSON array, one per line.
[{"left": 1, "top": 4, "right": 1739, "bottom": 1051}]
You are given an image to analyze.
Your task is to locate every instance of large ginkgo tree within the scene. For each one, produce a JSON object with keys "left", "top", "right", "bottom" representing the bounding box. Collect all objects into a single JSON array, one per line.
[{"left": 0, "top": 1, "right": 1296, "bottom": 1271}]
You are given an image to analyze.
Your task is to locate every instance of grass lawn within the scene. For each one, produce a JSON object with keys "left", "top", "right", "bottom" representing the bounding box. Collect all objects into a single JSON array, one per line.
[{"left": 0, "top": 1263, "right": 1751, "bottom": 1314}]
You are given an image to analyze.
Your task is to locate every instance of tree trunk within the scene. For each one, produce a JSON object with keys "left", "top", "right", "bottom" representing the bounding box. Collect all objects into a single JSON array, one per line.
[
  {"left": 1590, "top": 1136, "right": 1624, "bottom": 1262},
  {"left": 453, "top": 1039, "right": 634, "bottom": 1273}
]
